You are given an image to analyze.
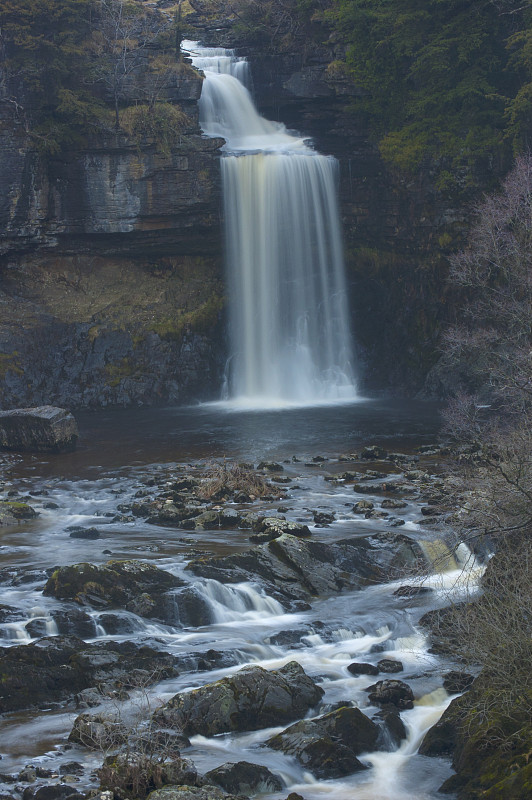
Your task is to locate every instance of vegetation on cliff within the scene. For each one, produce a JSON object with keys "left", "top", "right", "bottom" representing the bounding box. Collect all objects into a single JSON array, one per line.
[
  {"left": 0, "top": 0, "right": 192, "bottom": 152},
  {"left": 227, "top": 0, "right": 532, "bottom": 192},
  {"left": 421, "top": 155, "right": 532, "bottom": 798}
]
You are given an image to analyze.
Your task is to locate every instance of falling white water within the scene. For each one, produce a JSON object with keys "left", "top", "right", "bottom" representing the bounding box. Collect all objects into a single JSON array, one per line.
[{"left": 184, "top": 41, "right": 358, "bottom": 408}]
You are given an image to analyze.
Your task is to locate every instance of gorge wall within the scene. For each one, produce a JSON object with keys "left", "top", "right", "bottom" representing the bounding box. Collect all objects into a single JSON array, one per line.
[{"left": 0, "top": 60, "right": 226, "bottom": 409}]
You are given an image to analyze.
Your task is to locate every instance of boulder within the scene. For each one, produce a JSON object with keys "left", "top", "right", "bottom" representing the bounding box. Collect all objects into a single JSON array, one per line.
[
  {"left": 0, "top": 636, "right": 179, "bottom": 712},
  {"left": 204, "top": 761, "right": 283, "bottom": 794},
  {"left": 374, "top": 708, "right": 407, "bottom": 747},
  {"left": 267, "top": 706, "right": 379, "bottom": 778},
  {"left": 377, "top": 659, "right": 403, "bottom": 673},
  {"left": 365, "top": 679, "right": 414, "bottom": 710},
  {"left": 0, "top": 407, "right": 78, "bottom": 453},
  {"left": 347, "top": 662, "right": 379, "bottom": 676},
  {"left": 186, "top": 532, "right": 425, "bottom": 599},
  {"left": 0, "top": 501, "right": 39, "bottom": 524},
  {"left": 250, "top": 517, "right": 311, "bottom": 543},
  {"left": 43, "top": 560, "right": 184, "bottom": 618},
  {"left": 154, "top": 661, "right": 323, "bottom": 736}
]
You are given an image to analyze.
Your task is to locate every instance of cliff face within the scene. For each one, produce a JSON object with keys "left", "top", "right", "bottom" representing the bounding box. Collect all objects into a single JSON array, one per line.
[{"left": 0, "top": 70, "right": 227, "bottom": 409}]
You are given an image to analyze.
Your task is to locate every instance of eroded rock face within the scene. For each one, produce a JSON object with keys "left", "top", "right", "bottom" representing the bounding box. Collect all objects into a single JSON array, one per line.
[
  {"left": 154, "top": 661, "right": 324, "bottom": 736},
  {"left": 267, "top": 706, "right": 379, "bottom": 778},
  {"left": 0, "top": 407, "right": 78, "bottom": 453},
  {"left": 0, "top": 118, "right": 225, "bottom": 410}
]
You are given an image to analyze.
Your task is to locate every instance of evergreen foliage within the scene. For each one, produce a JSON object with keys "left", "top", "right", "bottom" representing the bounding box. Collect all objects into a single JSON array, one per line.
[{"left": 328, "top": 0, "right": 532, "bottom": 187}]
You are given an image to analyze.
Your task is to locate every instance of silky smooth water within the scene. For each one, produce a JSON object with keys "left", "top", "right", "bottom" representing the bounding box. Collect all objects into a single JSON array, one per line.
[
  {"left": 184, "top": 41, "right": 357, "bottom": 407},
  {"left": 0, "top": 402, "right": 465, "bottom": 800}
]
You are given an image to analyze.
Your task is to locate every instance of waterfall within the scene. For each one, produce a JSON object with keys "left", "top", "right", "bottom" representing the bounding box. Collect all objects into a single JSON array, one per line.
[{"left": 184, "top": 41, "right": 358, "bottom": 408}]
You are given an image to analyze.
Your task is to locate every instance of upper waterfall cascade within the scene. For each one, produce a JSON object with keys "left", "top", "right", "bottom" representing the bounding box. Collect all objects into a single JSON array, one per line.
[{"left": 183, "top": 41, "right": 358, "bottom": 408}]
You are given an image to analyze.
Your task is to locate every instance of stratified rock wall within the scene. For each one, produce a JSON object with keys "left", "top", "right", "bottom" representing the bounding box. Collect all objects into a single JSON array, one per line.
[{"left": 0, "top": 69, "right": 226, "bottom": 408}]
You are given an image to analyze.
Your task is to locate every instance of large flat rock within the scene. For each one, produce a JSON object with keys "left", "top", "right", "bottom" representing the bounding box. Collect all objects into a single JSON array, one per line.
[{"left": 0, "top": 406, "right": 78, "bottom": 452}]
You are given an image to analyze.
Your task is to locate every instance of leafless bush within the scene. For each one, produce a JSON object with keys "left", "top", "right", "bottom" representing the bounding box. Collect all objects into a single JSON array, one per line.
[{"left": 197, "top": 459, "right": 271, "bottom": 499}]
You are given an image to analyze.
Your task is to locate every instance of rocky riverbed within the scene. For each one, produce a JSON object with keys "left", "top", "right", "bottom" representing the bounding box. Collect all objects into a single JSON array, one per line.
[{"left": 0, "top": 403, "right": 480, "bottom": 800}]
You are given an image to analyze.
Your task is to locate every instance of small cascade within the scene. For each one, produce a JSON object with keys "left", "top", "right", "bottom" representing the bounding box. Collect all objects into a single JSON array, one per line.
[
  {"left": 194, "top": 579, "right": 285, "bottom": 623},
  {"left": 184, "top": 41, "right": 358, "bottom": 408}
]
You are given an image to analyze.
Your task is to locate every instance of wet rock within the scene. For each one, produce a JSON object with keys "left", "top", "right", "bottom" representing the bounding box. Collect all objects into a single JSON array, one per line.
[
  {"left": 186, "top": 532, "right": 424, "bottom": 599},
  {"left": 250, "top": 517, "right": 311, "bottom": 542},
  {"left": 67, "top": 527, "right": 101, "bottom": 540},
  {"left": 443, "top": 671, "right": 474, "bottom": 694},
  {"left": 267, "top": 706, "right": 379, "bottom": 778},
  {"left": 353, "top": 500, "right": 374, "bottom": 513},
  {"left": 0, "top": 501, "right": 38, "bottom": 523},
  {"left": 0, "top": 407, "right": 78, "bottom": 453},
  {"left": 69, "top": 713, "right": 127, "bottom": 749},
  {"left": 43, "top": 560, "right": 184, "bottom": 617},
  {"left": 393, "top": 585, "right": 433, "bottom": 598},
  {"left": 171, "top": 586, "right": 213, "bottom": 627},
  {"left": 146, "top": 787, "right": 237, "bottom": 800},
  {"left": 312, "top": 511, "right": 335, "bottom": 525},
  {"left": 347, "top": 662, "right": 379, "bottom": 676},
  {"left": 257, "top": 461, "right": 284, "bottom": 472},
  {"left": 58, "top": 763, "right": 84, "bottom": 776},
  {"left": 381, "top": 498, "right": 407, "bottom": 510},
  {"left": 361, "top": 446, "right": 388, "bottom": 460},
  {"left": 0, "top": 636, "right": 179, "bottom": 712},
  {"left": 418, "top": 694, "right": 465, "bottom": 756},
  {"left": 97, "top": 613, "right": 138, "bottom": 635},
  {"left": 154, "top": 661, "right": 323, "bottom": 736},
  {"left": 377, "top": 659, "right": 403, "bottom": 673},
  {"left": 266, "top": 629, "right": 305, "bottom": 647},
  {"left": 52, "top": 608, "right": 98, "bottom": 638},
  {"left": 365, "top": 679, "right": 414, "bottom": 710},
  {"left": 374, "top": 708, "right": 407, "bottom": 747},
  {"left": 23, "top": 787, "right": 83, "bottom": 800},
  {"left": 204, "top": 761, "right": 283, "bottom": 794},
  {"left": 0, "top": 604, "right": 24, "bottom": 624}
]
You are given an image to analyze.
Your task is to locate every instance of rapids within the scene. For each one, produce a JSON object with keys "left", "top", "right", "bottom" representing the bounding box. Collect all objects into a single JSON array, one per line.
[{"left": 0, "top": 402, "right": 472, "bottom": 799}]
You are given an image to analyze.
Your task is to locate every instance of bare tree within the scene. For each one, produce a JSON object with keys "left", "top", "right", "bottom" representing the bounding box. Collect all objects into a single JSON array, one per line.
[{"left": 91, "top": 0, "right": 170, "bottom": 128}]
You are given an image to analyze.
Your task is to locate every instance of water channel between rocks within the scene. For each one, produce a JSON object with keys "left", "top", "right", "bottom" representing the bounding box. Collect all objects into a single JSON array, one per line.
[{"left": 0, "top": 401, "right": 472, "bottom": 800}]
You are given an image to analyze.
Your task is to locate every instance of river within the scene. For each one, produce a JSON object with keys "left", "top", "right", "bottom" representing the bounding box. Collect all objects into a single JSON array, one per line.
[{"left": 0, "top": 399, "right": 473, "bottom": 799}]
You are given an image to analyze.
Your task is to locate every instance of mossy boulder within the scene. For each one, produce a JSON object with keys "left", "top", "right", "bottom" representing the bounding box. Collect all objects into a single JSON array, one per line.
[
  {"left": 0, "top": 501, "right": 38, "bottom": 524},
  {"left": 42, "top": 560, "right": 184, "bottom": 618},
  {"left": 154, "top": 661, "right": 324, "bottom": 736}
]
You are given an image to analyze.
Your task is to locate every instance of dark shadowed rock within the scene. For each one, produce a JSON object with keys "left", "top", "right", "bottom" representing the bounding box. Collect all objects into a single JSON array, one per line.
[
  {"left": 377, "top": 659, "right": 403, "bottom": 673},
  {"left": 443, "top": 671, "right": 474, "bottom": 694},
  {"left": 204, "top": 761, "right": 283, "bottom": 794},
  {"left": 23, "top": 787, "right": 84, "bottom": 800},
  {"left": 0, "top": 636, "right": 179, "bottom": 712},
  {"left": 347, "top": 662, "right": 379, "bottom": 676},
  {"left": 365, "top": 679, "right": 414, "bottom": 710},
  {"left": 374, "top": 708, "right": 407, "bottom": 748},
  {"left": 0, "top": 407, "right": 78, "bottom": 453},
  {"left": 154, "top": 661, "right": 323, "bottom": 736},
  {"left": 267, "top": 706, "right": 379, "bottom": 778},
  {"left": 186, "top": 532, "right": 424, "bottom": 599}
]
